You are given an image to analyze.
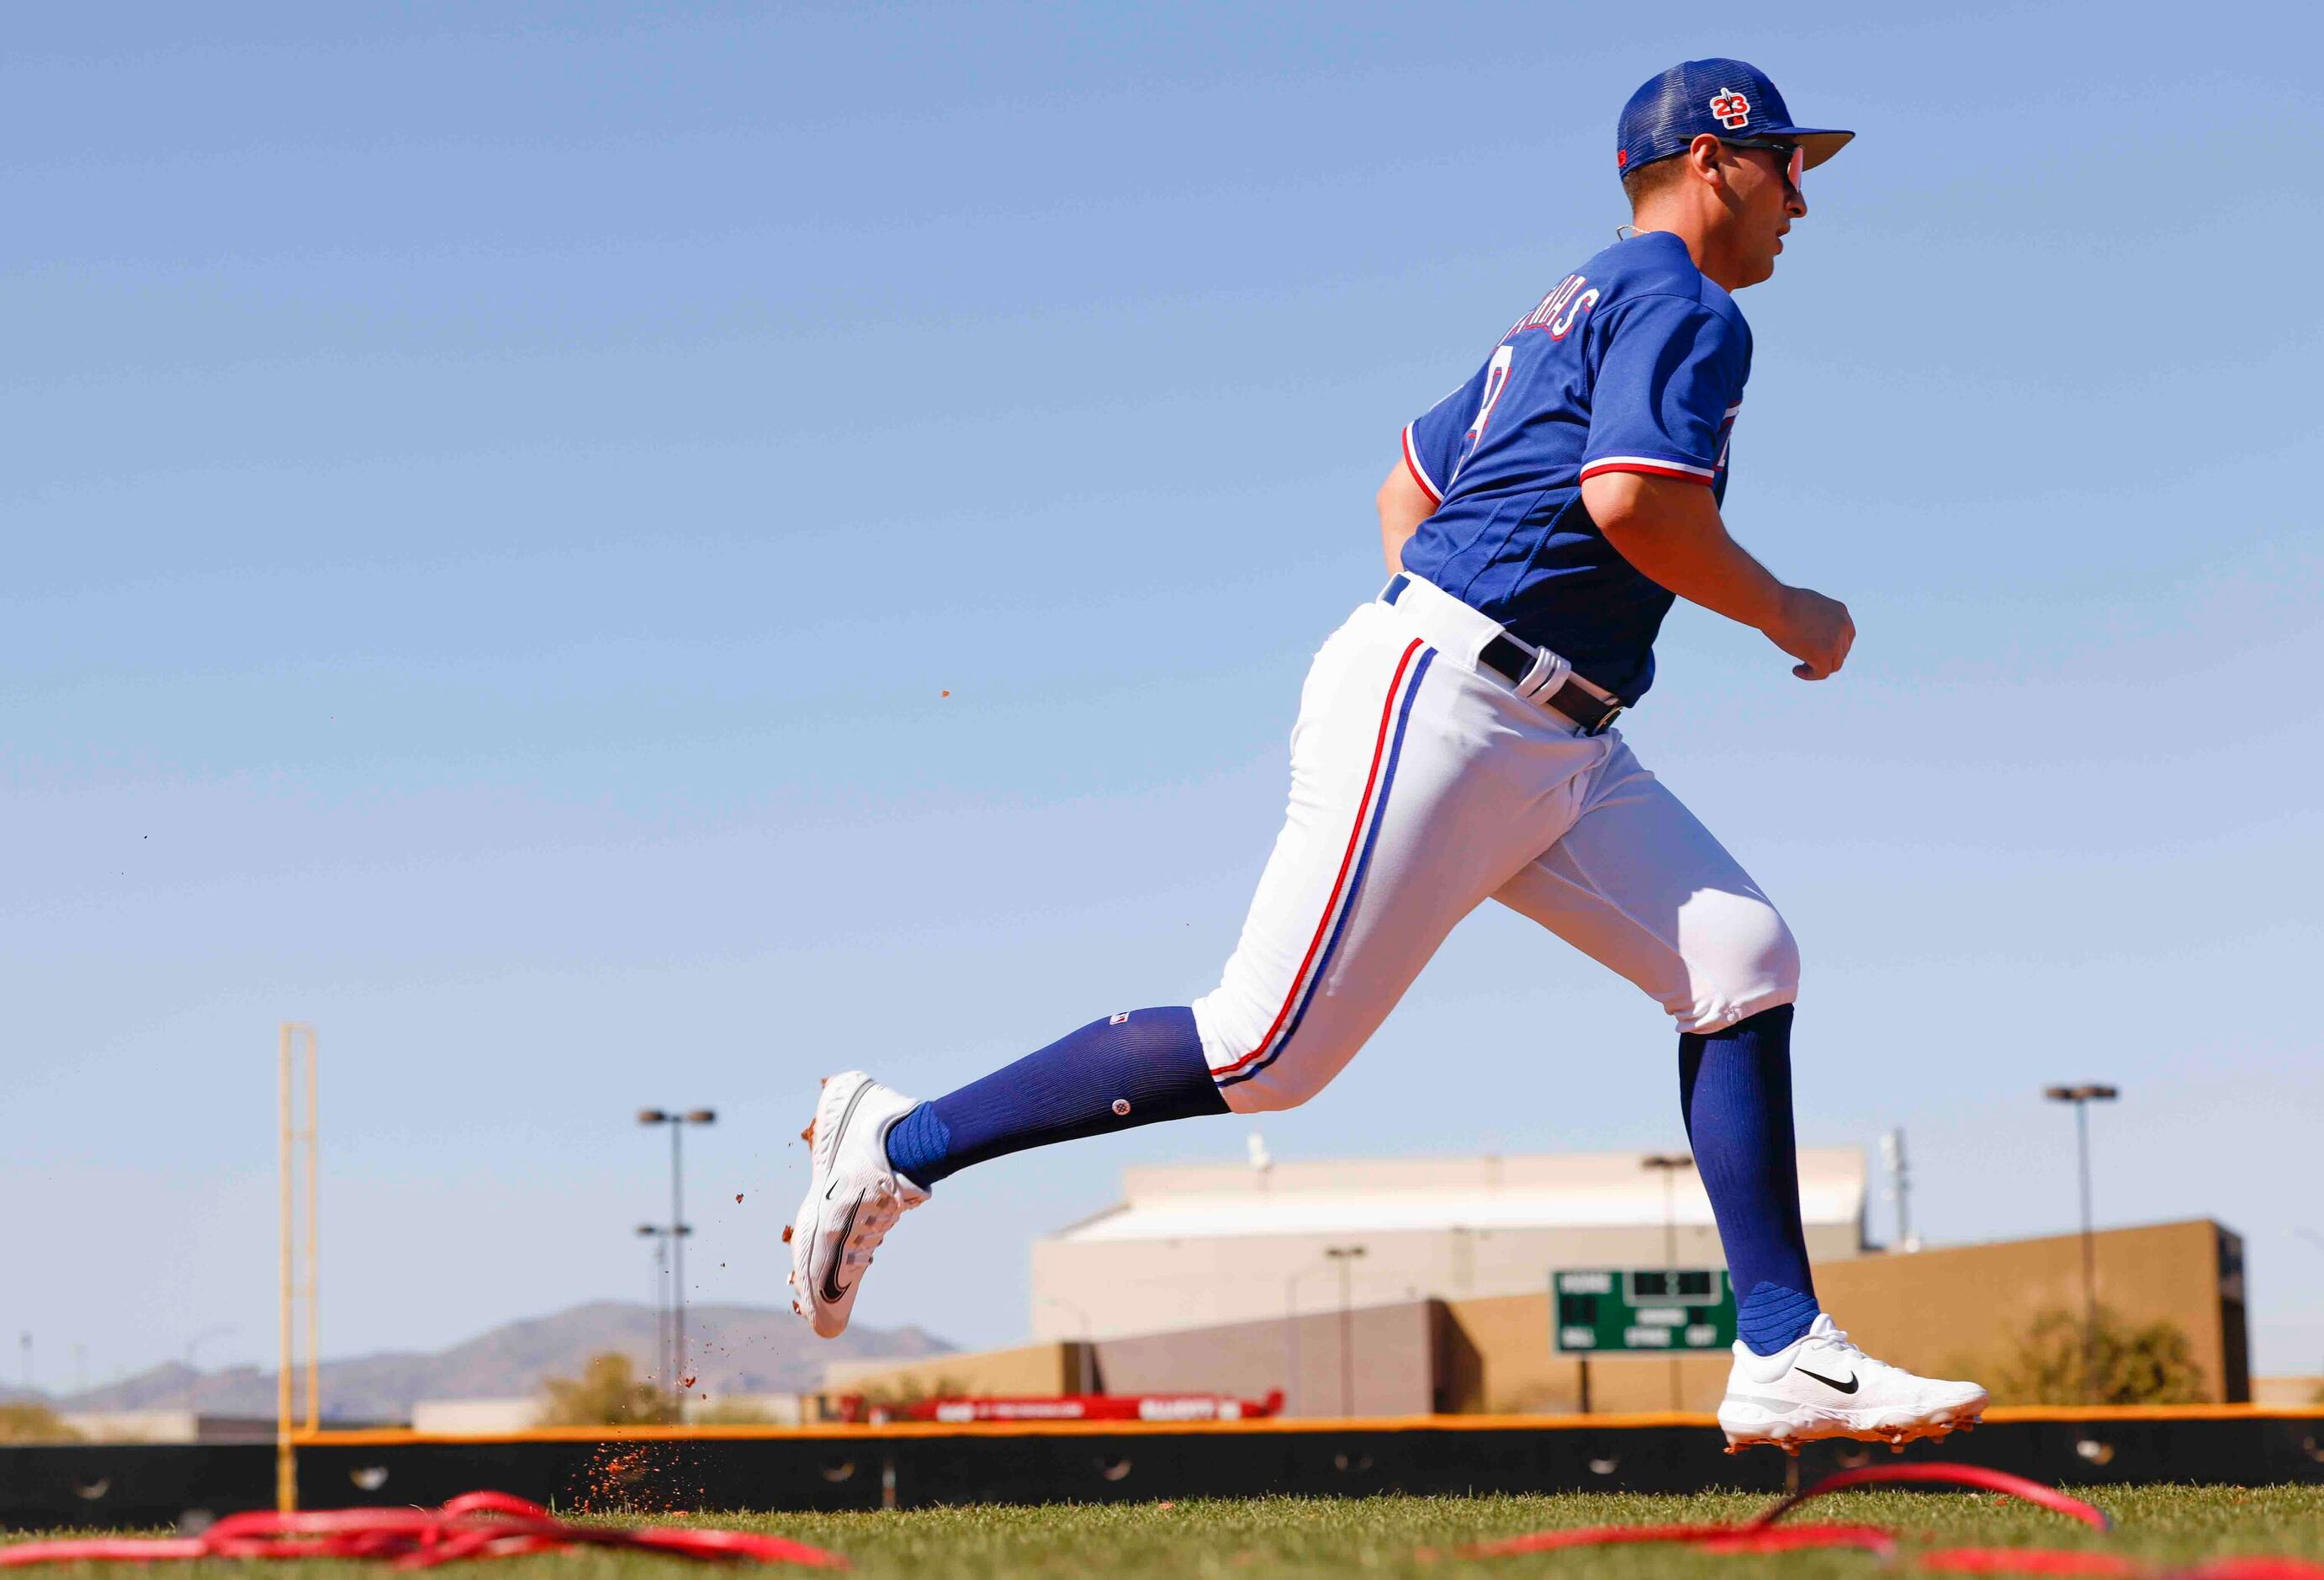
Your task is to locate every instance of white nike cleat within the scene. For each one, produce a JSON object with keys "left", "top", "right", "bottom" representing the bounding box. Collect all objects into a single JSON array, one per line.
[
  {"left": 785, "top": 1072, "right": 929, "bottom": 1339},
  {"left": 1718, "top": 1313, "right": 1988, "bottom": 1455}
]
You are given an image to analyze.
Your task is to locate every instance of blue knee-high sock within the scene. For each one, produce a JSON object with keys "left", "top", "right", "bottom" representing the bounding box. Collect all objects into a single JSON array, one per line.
[
  {"left": 1679, "top": 1003, "right": 1821, "bottom": 1355},
  {"left": 883, "top": 1007, "right": 1228, "bottom": 1185}
]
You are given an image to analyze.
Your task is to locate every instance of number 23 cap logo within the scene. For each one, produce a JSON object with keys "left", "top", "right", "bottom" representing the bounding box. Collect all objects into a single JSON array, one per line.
[{"left": 1708, "top": 89, "right": 1751, "bottom": 130}]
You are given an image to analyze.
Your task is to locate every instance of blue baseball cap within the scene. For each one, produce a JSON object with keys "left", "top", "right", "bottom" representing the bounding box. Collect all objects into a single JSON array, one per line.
[{"left": 1616, "top": 59, "right": 1853, "bottom": 182}]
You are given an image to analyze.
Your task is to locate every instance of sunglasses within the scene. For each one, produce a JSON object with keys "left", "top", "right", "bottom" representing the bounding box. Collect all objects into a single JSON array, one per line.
[{"left": 1728, "top": 139, "right": 1805, "bottom": 204}]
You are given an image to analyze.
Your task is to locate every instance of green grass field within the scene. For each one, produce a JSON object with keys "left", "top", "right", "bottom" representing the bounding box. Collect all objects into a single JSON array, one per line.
[{"left": 10, "top": 1487, "right": 2324, "bottom": 1577}]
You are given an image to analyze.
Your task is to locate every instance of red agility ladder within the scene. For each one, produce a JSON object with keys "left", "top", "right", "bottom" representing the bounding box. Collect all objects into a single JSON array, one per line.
[
  {"left": 1443, "top": 1461, "right": 2324, "bottom": 1577},
  {"left": 0, "top": 1491, "right": 844, "bottom": 1570}
]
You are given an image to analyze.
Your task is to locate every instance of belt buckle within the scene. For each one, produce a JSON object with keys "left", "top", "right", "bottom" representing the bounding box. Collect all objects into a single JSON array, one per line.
[{"left": 1586, "top": 703, "right": 1623, "bottom": 736}]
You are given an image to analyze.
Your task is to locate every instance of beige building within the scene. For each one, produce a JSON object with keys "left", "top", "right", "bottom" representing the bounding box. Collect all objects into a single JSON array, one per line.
[
  {"left": 1030, "top": 1149, "right": 1869, "bottom": 1341},
  {"left": 840, "top": 1217, "right": 2249, "bottom": 1416},
  {"left": 58, "top": 1411, "right": 278, "bottom": 1443},
  {"left": 1444, "top": 1217, "right": 2249, "bottom": 1413}
]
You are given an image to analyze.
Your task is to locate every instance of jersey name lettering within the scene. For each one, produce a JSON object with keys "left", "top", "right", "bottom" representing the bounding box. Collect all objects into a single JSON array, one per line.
[{"left": 1509, "top": 273, "right": 1601, "bottom": 340}]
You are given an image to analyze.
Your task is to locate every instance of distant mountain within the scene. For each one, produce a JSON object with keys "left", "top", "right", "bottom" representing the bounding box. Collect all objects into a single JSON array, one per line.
[{"left": 55, "top": 1302, "right": 951, "bottom": 1422}]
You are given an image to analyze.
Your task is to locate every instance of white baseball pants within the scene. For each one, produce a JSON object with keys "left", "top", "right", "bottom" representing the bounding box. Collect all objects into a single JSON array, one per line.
[{"left": 1194, "top": 572, "right": 1799, "bottom": 1113}]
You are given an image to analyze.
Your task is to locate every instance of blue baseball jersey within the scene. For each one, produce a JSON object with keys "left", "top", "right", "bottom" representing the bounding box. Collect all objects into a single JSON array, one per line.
[{"left": 1396, "top": 230, "right": 1751, "bottom": 703}]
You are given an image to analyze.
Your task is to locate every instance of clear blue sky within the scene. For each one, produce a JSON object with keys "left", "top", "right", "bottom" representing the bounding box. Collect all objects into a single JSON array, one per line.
[{"left": 6, "top": 1, "right": 2320, "bottom": 1396}]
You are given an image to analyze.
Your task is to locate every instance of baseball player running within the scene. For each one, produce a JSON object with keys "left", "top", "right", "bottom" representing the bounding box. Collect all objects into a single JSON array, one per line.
[{"left": 789, "top": 59, "right": 1988, "bottom": 1452}]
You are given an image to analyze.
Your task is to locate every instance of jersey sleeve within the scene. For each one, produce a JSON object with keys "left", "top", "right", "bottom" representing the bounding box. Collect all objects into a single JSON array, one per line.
[
  {"left": 1579, "top": 297, "right": 1749, "bottom": 487},
  {"left": 1400, "top": 362, "right": 1492, "bottom": 506}
]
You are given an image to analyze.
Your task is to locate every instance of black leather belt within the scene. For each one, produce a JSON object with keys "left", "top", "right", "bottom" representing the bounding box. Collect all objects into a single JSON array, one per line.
[
  {"left": 1479, "top": 634, "right": 1625, "bottom": 733},
  {"left": 1382, "top": 574, "right": 1626, "bottom": 734}
]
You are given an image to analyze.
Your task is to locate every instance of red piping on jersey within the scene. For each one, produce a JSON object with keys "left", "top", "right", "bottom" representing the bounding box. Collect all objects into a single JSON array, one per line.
[
  {"left": 1210, "top": 639, "right": 1424, "bottom": 1079},
  {"left": 1578, "top": 458, "right": 1716, "bottom": 485},
  {"left": 1400, "top": 426, "right": 1443, "bottom": 505}
]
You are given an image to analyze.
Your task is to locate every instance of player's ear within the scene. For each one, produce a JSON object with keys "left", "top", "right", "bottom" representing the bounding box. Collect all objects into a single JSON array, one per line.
[{"left": 1686, "top": 133, "right": 1726, "bottom": 189}]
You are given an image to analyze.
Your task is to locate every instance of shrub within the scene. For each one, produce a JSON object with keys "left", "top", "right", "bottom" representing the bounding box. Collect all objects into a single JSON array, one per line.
[
  {"left": 536, "top": 1352, "right": 680, "bottom": 1426},
  {"left": 853, "top": 1372, "right": 969, "bottom": 1408},
  {"left": 1988, "top": 1305, "right": 2206, "bottom": 1405},
  {"left": 0, "top": 1403, "right": 80, "bottom": 1442}
]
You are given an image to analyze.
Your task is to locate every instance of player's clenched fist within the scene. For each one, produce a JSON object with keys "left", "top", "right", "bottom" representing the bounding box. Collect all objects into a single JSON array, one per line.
[{"left": 1767, "top": 586, "right": 1853, "bottom": 680}]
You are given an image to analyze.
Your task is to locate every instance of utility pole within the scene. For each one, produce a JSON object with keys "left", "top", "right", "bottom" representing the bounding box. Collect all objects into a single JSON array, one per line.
[
  {"left": 638, "top": 1109, "right": 715, "bottom": 1417},
  {"left": 1642, "top": 1154, "right": 1695, "bottom": 1410},
  {"left": 1039, "top": 1296, "right": 1098, "bottom": 1396},
  {"left": 1881, "top": 1129, "right": 1921, "bottom": 1252},
  {"left": 637, "top": 1224, "right": 682, "bottom": 1400},
  {"left": 1322, "top": 1245, "right": 1367, "bottom": 1417},
  {"left": 2043, "top": 1084, "right": 2119, "bottom": 1402},
  {"left": 1283, "top": 1265, "right": 1330, "bottom": 1417}
]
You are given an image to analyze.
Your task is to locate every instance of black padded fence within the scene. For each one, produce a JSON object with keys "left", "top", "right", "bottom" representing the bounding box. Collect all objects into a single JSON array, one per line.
[{"left": 5, "top": 1413, "right": 2322, "bottom": 1531}]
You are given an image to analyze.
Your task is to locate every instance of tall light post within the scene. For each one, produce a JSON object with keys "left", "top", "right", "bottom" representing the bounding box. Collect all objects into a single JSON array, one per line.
[
  {"left": 638, "top": 1108, "right": 716, "bottom": 1415},
  {"left": 1282, "top": 1264, "right": 1333, "bottom": 1417},
  {"left": 1642, "top": 1154, "right": 1695, "bottom": 1410},
  {"left": 1322, "top": 1245, "right": 1367, "bottom": 1417},
  {"left": 1881, "top": 1128, "right": 1921, "bottom": 1252},
  {"left": 1039, "top": 1296, "right": 1098, "bottom": 1396},
  {"left": 636, "top": 1224, "right": 689, "bottom": 1403},
  {"left": 2043, "top": 1084, "right": 2119, "bottom": 1402}
]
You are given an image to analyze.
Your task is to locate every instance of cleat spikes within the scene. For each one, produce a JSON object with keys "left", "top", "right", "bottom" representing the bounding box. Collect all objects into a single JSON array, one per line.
[
  {"left": 789, "top": 1072, "right": 929, "bottom": 1339},
  {"left": 1714, "top": 1313, "right": 1990, "bottom": 1457}
]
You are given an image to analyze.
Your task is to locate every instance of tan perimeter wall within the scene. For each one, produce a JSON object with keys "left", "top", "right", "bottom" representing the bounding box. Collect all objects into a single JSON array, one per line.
[
  {"left": 1443, "top": 1218, "right": 2247, "bottom": 1413},
  {"left": 834, "top": 1221, "right": 2247, "bottom": 1415},
  {"left": 822, "top": 1342, "right": 1081, "bottom": 1400},
  {"left": 828, "top": 1305, "right": 1450, "bottom": 1417},
  {"left": 2254, "top": 1377, "right": 2324, "bottom": 1408},
  {"left": 1094, "top": 1300, "right": 1447, "bottom": 1416}
]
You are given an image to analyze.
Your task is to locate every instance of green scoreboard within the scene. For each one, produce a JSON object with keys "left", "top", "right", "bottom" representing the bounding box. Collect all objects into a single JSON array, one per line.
[{"left": 1553, "top": 1268, "right": 1737, "bottom": 1354}]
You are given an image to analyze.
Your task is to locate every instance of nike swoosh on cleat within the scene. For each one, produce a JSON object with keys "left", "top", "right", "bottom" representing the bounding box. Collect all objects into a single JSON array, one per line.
[
  {"left": 1796, "top": 1365, "right": 1859, "bottom": 1394},
  {"left": 821, "top": 1081, "right": 875, "bottom": 1201},
  {"left": 818, "top": 1193, "right": 866, "bottom": 1304}
]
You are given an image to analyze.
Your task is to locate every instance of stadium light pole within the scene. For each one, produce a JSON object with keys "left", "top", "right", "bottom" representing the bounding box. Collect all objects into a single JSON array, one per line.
[
  {"left": 1039, "top": 1296, "right": 1098, "bottom": 1396},
  {"left": 2043, "top": 1084, "right": 2119, "bottom": 1402},
  {"left": 1642, "top": 1154, "right": 1695, "bottom": 1410},
  {"left": 638, "top": 1108, "right": 716, "bottom": 1417},
  {"left": 636, "top": 1224, "right": 686, "bottom": 1400},
  {"left": 1640, "top": 1153, "right": 1694, "bottom": 1269},
  {"left": 1283, "top": 1264, "right": 1334, "bottom": 1418},
  {"left": 1323, "top": 1245, "right": 1367, "bottom": 1417}
]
